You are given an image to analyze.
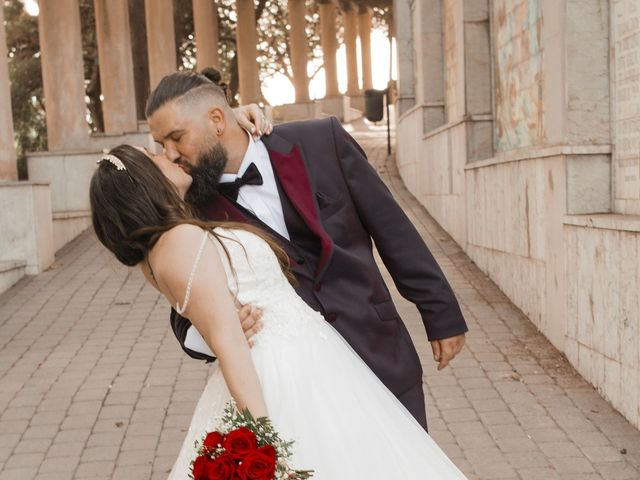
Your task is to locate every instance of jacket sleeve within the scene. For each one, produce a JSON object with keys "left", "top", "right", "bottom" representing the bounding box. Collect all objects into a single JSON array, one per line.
[
  {"left": 170, "top": 308, "right": 216, "bottom": 362},
  {"left": 330, "top": 117, "right": 468, "bottom": 340}
]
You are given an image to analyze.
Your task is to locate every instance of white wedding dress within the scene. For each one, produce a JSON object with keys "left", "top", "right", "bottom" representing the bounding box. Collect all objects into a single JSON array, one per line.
[{"left": 168, "top": 228, "right": 468, "bottom": 479}]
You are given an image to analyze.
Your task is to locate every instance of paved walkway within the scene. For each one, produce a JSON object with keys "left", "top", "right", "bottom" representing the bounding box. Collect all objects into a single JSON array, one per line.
[{"left": 1, "top": 122, "right": 639, "bottom": 480}]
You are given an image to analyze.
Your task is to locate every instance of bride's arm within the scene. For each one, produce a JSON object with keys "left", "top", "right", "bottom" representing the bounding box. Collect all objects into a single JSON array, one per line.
[{"left": 149, "top": 224, "right": 268, "bottom": 418}]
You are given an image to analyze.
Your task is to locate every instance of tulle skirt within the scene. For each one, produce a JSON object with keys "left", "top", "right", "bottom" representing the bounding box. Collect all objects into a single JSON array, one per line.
[{"left": 168, "top": 315, "right": 468, "bottom": 479}]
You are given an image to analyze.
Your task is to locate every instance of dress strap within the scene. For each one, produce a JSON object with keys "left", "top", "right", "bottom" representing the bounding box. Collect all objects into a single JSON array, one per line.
[{"left": 175, "top": 229, "right": 210, "bottom": 315}]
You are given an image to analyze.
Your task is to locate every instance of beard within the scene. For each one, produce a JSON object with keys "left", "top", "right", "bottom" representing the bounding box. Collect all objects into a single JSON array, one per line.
[{"left": 183, "top": 143, "right": 229, "bottom": 205}]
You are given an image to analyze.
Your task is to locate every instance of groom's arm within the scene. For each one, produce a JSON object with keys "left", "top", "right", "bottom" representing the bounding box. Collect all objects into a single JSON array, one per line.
[
  {"left": 170, "top": 305, "right": 263, "bottom": 362},
  {"left": 329, "top": 117, "right": 468, "bottom": 342}
]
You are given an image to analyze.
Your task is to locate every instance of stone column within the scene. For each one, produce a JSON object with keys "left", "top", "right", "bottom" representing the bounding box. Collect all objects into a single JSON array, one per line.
[
  {"left": 414, "top": 0, "right": 444, "bottom": 131},
  {"left": 342, "top": 2, "right": 360, "bottom": 96},
  {"left": 288, "top": 0, "right": 310, "bottom": 102},
  {"left": 319, "top": 0, "right": 339, "bottom": 97},
  {"left": 358, "top": 4, "right": 373, "bottom": 91},
  {"left": 144, "top": 0, "right": 177, "bottom": 89},
  {"left": 193, "top": 0, "right": 219, "bottom": 69},
  {"left": 38, "top": 0, "right": 88, "bottom": 151},
  {"left": 94, "top": 0, "right": 138, "bottom": 133},
  {"left": 236, "top": 0, "right": 261, "bottom": 104},
  {"left": 0, "top": 7, "right": 16, "bottom": 180},
  {"left": 392, "top": 0, "right": 415, "bottom": 116},
  {"left": 129, "top": 0, "right": 150, "bottom": 121}
]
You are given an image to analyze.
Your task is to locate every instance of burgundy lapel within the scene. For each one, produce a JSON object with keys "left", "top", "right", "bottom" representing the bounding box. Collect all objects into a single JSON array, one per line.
[
  {"left": 267, "top": 144, "right": 333, "bottom": 277},
  {"left": 199, "top": 191, "right": 313, "bottom": 279},
  {"left": 198, "top": 193, "right": 249, "bottom": 223}
]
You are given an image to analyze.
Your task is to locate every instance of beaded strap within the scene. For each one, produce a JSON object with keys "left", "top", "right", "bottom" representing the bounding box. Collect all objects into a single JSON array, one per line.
[{"left": 175, "top": 230, "right": 210, "bottom": 315}]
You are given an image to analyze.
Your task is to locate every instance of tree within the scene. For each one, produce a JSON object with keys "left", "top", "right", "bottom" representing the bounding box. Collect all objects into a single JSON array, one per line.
[
  {"left": 5, "top": 0, "right": 385, "bottom": 179},
  {"left": 4, "top": 0, "right": 102, "bottom": 178},
  {"left": 173, "top": 0, "right": 323, "bottom": 106},
  {"left": 5, "top": 0, "right": 45, "bottom": 179}
]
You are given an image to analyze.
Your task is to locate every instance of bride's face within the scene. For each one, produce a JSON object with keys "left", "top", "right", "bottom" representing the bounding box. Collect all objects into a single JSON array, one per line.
[{"left": 135, "top": 147, "right": 192, "bottom": 199}]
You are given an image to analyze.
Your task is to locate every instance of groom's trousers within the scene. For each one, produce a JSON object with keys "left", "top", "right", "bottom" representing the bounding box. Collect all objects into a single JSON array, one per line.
[{"left": 399, "top": 383, "right": 428, "bottom": 431}]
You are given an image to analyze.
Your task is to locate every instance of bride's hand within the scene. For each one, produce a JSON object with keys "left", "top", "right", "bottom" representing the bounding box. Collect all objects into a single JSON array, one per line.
[
  {"left": 233, "top": 104, "right": 273, "bottom": 140},
  {"left": 237, "top": 303, "right": 264, "bottom": 346}
]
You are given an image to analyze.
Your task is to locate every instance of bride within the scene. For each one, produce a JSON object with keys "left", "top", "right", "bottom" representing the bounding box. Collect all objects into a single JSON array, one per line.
[{"left": 90, "top": 144, "right": 468, "bottom": 479}]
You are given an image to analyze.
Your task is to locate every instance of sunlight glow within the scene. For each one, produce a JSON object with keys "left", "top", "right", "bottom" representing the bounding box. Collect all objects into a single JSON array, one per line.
[
  {"left": 263, "top": 28, "right": 397, "bottom": 106},
  {"left": 21, "top": 0, "right": 39, "bottom": 16}
]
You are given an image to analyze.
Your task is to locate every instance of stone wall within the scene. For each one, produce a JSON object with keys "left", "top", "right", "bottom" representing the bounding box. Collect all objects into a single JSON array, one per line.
[
  {"left": 443, "top": 0, "right": 465, "bottom": 123},
  {"left": 612, "top": 0, "right": 640, "bottom": 215},
  {"left": 0, "top": 182, "right": 54, "bottom": 285},
  {"left": 492, "top": 0, "right": 543, "bottom": 151},
  {"left": 564, "top": 216, "right": 640, "bottom": 427},
  {"left": 395, "top": 0, "right": 640, "bottom": 429},
  {"left": 396, "top": 108, "right": 468, "bottom": 247}
]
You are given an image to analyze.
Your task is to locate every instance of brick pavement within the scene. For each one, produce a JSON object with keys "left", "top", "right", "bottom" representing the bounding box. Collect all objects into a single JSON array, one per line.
[{"left": 0, "top": 121, "right": 639, "bottom": 479}]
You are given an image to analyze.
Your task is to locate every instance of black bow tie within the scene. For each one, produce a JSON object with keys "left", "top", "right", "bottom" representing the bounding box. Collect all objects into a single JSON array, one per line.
[{"left": 218, "top": 162, "right": 263, "bottom": 201}]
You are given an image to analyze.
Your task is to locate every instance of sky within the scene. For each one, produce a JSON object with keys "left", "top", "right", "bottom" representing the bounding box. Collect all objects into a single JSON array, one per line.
[{"left": 21, "top": 0, "right": 397, "bottom": 106}]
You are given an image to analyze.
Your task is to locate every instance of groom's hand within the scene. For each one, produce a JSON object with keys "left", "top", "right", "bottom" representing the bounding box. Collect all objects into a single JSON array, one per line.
[
  {"left": 430, "top": 334, "right": 466, "bottom": 371},
  {"left": 233, "top": 104, "right": 273, "bottom": 140},
  {"left": 238, "top": 304, "right": 264, "bottom": 347}
]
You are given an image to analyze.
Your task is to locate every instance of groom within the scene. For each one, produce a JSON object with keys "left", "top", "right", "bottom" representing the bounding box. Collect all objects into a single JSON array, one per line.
[{"left": 146, "top": 70, "right": 467, "bottom": 430}]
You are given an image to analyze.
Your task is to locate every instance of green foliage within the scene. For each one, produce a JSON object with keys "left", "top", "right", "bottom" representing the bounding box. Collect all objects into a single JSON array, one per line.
[
  {"left": 193, "top": 401, "right": 314, "bottom": 479},
  {"left": 255, "top": 0, "right": 321, "bottom": 84},
  {"left": 173, "top": 0, "right": 323, "bottom": 106},
  {"left": 4, "top": 0, "right": 100, "bottom": 178},
  {"left": 5, "top": 0, "right": 45, "bottom": 178},
  {"left": 4, "top": 0, "right": 383, "bottom": 177},
  {"left": 79, "top": 0, "right": 103, "bottom": 133}
]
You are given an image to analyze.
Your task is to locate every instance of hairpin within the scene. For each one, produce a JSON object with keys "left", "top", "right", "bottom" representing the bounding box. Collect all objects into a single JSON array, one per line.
[{"left": 97, "top": 153, "right": 126, "bottom": 171}]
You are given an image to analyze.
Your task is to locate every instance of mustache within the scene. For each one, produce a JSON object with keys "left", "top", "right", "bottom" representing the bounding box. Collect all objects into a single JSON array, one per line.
[
  {"left": 184, "top": 144, "right": 228, "bottom": 205},
  {"left": 174, "top": 158, "right": 193, "bottom": 173}
]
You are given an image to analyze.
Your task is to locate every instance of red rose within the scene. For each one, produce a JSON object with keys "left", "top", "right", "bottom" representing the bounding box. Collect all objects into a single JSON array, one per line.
[
  {"left": 209, "top": 453, "right": 237, "bottom": 480},
  {"left": 236, "top": 446, "right": 277, "bottom": 480},
  {"left": 203, "top": 431, "right": 226, "bottom": 453},
  {"left": 223, "top": 427, "right": 258, "bottom": 460},
  {"left": 192, "top": 452, "right": 237, "bottom": 480},
  {"left": 257, "top": 445, "right": 276, "bottom": 461},
  {"left": 192, "top": 454, "right": 215, "bottom": 480}
]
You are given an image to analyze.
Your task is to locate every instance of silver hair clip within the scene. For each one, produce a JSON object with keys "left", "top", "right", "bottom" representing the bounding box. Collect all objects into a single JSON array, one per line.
[{"left": 97, "top": 153, "right": 126, "bottom": 171}]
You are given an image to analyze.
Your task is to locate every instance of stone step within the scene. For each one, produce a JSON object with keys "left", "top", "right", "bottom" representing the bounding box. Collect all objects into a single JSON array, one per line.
[{"left": 0, "top": 259, "right": 27, "bottom": 295}]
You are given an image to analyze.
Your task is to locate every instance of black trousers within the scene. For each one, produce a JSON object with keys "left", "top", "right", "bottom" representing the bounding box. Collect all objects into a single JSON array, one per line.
[{"left": 397, "top": 382, "right": 428, "bottom": 432}]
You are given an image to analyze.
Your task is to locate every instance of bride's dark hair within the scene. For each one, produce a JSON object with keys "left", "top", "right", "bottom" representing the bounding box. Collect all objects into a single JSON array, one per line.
[{"left": 90, "top": 145, "right": 294, "bottom": 283}]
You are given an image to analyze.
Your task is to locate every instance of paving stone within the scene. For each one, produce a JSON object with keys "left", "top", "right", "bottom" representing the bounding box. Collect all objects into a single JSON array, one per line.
[
  {"left": 550, "top": 456, "right": 597, "bottom": 474},
  {"left": 0, "top": 467, "right": 39, "bottom": 480},
  {"left": 1, "top": 124, "right": 639, "bottom": 480},
  {"left": 595, "top": 461, "right": 640, "bottom": 480},
  {"left": 517, "top": 467, "right": 562, "bottom": 480},
  {"left": 4, "top": 452, "right": 45, "bottom": 469},
  {"left": 581, "top": 445, "right": 629, "bottom": 464},
  {"left": 37, "top": 456, "right": 79, "bottom": 473},
  {"left": 111, "top": 465, "right": 153, "bottom": 480},
  {"left": 46, "top": 442, "right": 85, "bottom": 459},
  {"left": 74, "top": 461, "right": 115, "bottom": 478}
]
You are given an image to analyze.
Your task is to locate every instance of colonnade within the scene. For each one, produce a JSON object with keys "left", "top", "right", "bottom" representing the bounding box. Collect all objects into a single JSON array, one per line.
[{"left": 0, "top": 0, "right": 381, "bottom": 177}]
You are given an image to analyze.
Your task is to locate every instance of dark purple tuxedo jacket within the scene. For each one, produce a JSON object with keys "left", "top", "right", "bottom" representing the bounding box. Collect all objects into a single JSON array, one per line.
[{"left": 171, "top": 117, "right": 467, "bottom": 405}]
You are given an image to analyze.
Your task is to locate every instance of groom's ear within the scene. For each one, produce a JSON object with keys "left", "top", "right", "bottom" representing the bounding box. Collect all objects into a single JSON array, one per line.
[{"left": 207, "top": 106, "right": 226, "bottom": 136}]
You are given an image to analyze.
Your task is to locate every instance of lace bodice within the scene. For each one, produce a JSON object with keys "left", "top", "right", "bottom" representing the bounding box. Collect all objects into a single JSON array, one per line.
[{"left": 179, "top": 228, "right": 324, "bottom": 344}]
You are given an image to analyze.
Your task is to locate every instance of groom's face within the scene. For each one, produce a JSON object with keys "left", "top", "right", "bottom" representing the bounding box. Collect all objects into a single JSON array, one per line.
[{"left": 149, "top": 100, "right": 230, "bottom": 204}]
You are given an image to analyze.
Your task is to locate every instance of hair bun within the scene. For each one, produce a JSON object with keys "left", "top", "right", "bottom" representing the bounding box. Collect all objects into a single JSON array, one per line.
[{"left": 201, "top": 67, "right": 223, "bottom": 86}]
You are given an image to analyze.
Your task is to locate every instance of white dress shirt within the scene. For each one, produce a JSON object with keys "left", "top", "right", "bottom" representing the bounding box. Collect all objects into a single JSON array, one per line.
[
  {"left": 184, "top": 132, "right": 291, "bottom": 357},
  {"left": 219, "top": 132, "right": 290, "bottom": 240}
]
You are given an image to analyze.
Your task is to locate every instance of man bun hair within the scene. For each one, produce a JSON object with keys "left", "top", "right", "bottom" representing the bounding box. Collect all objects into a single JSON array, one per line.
[
  {"left": 200, "top": 67, "right": 222, "bottom": 84},
  {"left": 200, "top": 67, "right": 229, "bottom": 100},
  {"left": 145, "top": 70, "right": 228, "bottom": 118}
]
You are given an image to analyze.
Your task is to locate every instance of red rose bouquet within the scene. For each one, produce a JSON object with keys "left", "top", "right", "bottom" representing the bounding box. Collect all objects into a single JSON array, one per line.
[{"left": 190, "top": 402, "right": 313, "bottom": 480}]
